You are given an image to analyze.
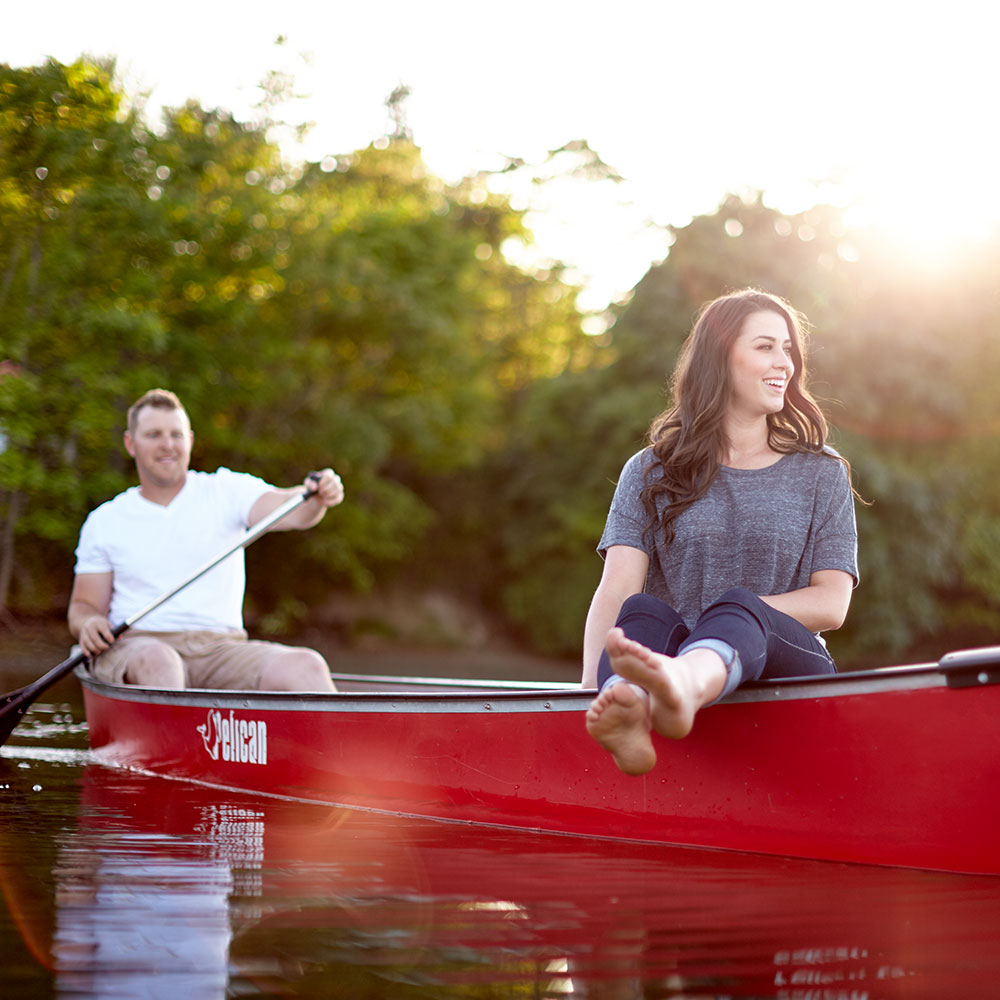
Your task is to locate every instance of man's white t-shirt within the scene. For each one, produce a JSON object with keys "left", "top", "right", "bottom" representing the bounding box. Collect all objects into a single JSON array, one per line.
[{"left": 74, "top": 468, "right": 273, "bottom": 632}]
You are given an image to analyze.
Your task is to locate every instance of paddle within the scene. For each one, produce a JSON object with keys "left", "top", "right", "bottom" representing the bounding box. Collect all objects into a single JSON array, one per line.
[{"left": 0, "top": 478, "right": 321, "bottom": 746}]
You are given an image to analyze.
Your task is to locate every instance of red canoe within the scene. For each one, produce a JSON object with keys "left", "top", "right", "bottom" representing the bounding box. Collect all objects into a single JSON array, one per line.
[{"left": 76, "top": 645, "right": 1000, "bottom": 877}]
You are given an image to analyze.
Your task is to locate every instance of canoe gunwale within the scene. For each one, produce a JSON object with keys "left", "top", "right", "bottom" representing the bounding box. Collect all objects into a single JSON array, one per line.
[{"left": 72, "top": 648, "right": 1000, "bottom": 714}]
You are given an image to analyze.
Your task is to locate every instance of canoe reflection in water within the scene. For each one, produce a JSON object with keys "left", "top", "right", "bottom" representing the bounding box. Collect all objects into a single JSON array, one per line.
[
  {"left": 6, "top": 759, "right": 1000, "bottom": 998},
  {"left": 53, "top": 831, "right": 234, "bottom": 997}
]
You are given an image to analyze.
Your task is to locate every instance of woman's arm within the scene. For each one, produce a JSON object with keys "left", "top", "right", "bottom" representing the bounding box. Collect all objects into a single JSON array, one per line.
[
  {"left": 581, "top": 545, "right": 649, "bottom": 688},
  {"left": 758, "top": 568, "right": 855, "bottom": 632}
]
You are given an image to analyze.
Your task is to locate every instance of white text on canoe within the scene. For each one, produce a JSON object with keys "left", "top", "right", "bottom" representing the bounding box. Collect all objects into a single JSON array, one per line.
[{"left": 197, "top": 709, "right": 268, "bottom": 765}]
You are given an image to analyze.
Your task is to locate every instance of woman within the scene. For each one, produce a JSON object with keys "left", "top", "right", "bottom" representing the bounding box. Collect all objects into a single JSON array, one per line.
[{"left": 584, "top": 288, "right": 858, "bottom": 776}]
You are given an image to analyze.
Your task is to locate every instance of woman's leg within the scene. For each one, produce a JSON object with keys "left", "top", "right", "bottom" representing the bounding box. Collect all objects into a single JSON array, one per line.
[
  {"left": 615, "top": 586, "right": 833, "bottom": 748},
  {"left": 596, "top": 593, "right": 689, "bottom": 689},
  {"left": 681, "top": 586, "right": 835, "bottom": 688},
  {"left": 589, "top": 588, "right": 834, "bottom": 774},
  {"left": 587, "top": 594, "right": 699, "bottom": 775}
]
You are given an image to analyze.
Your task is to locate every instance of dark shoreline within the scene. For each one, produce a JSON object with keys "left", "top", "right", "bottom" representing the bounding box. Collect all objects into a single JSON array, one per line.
[{"left": 0, "top": 615, "right": 581, "bottom": 687}]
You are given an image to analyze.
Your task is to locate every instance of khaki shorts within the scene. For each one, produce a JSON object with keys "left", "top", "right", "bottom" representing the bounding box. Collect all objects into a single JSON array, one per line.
[{"left": 89, "top": 630, "right": 310, "bottom": 690}]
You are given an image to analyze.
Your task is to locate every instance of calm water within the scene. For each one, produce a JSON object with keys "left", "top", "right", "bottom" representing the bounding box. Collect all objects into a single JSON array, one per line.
[{"left": 4, "top": 634, "right": 1000, "bottom": 997}]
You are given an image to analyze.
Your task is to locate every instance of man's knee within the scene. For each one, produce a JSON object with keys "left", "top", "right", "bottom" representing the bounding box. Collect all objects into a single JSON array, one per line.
[
  {"left": 123, "top": 639, "right": 185, "bottom": 688},
  {"left": 260, "top": 647, "right": 335, "bottom": 692},
  {"left": 291, "top": 648, "right": 330, "bottom": 683}
]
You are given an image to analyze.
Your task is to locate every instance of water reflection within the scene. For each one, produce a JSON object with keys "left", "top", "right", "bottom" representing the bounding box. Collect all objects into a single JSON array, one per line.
[
  {"left": 53, "top": 836, "right": 232, "bottom": 998},
  {"left": 4, "top": 718, "right": 1000, "bottom": 997}
]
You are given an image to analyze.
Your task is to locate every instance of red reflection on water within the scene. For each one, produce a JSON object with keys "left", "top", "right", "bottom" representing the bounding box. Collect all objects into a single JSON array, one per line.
[{"left": 6, "top": 762, "right": 1000, "bottom": 997}]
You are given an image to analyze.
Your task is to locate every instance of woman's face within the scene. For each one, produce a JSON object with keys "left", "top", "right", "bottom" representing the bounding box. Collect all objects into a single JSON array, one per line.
[{"left": 727, "top": 310, "right": 795, "bottom": 420}]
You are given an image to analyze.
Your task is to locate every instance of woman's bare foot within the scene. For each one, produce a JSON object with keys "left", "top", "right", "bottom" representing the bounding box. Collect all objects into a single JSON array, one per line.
[
  {"left": 605, "top": 628, "right": 726, "bottom": 741},
  {"left": 585, "top": 681, "right": 656, "bottom": 776}
]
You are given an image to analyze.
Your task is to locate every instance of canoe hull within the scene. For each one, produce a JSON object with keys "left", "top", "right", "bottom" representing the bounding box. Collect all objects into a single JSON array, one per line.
[{"left": 78, "top": 661, "right": 1000, "bottom": 876}]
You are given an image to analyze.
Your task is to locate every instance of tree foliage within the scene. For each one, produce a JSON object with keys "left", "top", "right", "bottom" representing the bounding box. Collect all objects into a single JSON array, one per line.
[
  {"left": 502, "top": 194, "right": 1000, "bottom": 663},
  {"left": 0, "top": 58, "right": 591, "bottom": 631},
  {"left": 4, "top": 58, "right": 1000, "bottom": 670}
]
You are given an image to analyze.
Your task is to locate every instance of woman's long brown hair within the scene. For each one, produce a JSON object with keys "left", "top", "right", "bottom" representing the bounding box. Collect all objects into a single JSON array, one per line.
[{"left": 641, "top": 289, "right": 831, "bottom": 547}]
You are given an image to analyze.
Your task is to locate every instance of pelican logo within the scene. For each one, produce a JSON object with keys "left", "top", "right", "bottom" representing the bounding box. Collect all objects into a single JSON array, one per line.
[{"left": 197, "top": 709, "right": 268, "bottom": 765}]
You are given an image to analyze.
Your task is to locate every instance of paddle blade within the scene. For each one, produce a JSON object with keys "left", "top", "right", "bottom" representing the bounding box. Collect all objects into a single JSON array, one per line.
[{"left": 0, "top": 650, "right": 90, "bottom": 745}]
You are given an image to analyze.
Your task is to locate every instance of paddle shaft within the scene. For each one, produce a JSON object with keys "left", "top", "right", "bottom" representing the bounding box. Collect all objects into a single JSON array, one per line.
[{"left": 0, "top": 481, "right": 320, "bottom": 744}]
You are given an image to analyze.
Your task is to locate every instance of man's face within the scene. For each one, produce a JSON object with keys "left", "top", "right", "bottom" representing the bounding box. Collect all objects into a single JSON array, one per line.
[{"left": 124, "top": 406, "right": 193, "bottom": 491}]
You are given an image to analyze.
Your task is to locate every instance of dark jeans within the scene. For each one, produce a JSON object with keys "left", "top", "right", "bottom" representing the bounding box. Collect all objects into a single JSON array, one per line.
[{"left": 596, "top": 588, "right": 836, "bottom": 693}]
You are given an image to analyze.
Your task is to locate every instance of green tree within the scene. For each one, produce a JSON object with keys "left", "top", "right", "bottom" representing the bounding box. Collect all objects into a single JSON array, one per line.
[
  {"left": 1, "top": 59, "right": 597, "bottom": 640},
  {"left": 246, "top": 134, "right": 593, "bottom": 626},
  {"left": 0, "top": 58, "right": 166, "bottom": 613},
  {"left": 491, "top": 191, "right": 1000, "bottom": 664}
]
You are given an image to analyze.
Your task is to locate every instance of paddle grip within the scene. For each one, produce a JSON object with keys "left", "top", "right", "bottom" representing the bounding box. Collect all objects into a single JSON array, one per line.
[{"left": 306, "top": 470, "right": 322, "bottom": 497}]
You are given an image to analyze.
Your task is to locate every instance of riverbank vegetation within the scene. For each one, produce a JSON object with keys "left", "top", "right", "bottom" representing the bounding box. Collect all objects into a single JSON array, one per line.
[{"left": 3, "top": 57, "right": 1000, "bottom": 669}]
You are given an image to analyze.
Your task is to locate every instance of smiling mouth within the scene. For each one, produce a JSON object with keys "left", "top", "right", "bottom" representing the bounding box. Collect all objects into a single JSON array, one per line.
[{"left": 764, "top": 379, "right": 786, "bottom": 390}]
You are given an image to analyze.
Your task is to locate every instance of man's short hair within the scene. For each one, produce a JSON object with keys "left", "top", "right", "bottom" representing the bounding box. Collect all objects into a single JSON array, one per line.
[{"left": 127, "top": 389, "right": 187, "bottom": 434}]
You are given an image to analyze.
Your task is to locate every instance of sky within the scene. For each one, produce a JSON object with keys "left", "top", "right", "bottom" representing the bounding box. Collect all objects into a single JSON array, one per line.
[{"left": 5, "top": 0, "right": 1000, "bottom": 312}]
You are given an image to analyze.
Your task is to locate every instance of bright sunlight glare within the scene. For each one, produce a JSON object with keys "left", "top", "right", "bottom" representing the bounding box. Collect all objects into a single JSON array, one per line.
[{"left": 841, "top": 164, "right": 999, "bottom": 267}]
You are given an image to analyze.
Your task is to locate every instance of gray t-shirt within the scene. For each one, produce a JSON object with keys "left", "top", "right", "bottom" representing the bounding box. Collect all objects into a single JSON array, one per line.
[{"left": 598, "top": 448, "right": 859, "bottom": 631}]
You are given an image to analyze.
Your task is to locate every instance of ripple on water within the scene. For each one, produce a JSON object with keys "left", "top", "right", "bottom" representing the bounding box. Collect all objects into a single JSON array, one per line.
[{"left": 3, "top": 701, "right": 90, "bottom": 752}]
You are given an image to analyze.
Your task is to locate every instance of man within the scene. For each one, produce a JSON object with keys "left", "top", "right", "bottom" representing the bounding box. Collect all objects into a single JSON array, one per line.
[{"left": 68, "top": 389, "right": 344, "bottom": 691}]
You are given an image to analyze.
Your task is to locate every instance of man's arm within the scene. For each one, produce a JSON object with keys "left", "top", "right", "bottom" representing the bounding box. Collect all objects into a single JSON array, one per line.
[
  {"left": 248, "top": 468, "right": 345, "bottom": 531},
  {"left": 67, "top": 572, "right": 115, "bottom": 656}
]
